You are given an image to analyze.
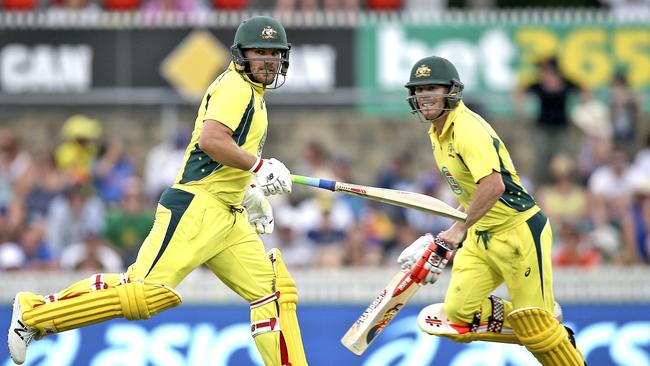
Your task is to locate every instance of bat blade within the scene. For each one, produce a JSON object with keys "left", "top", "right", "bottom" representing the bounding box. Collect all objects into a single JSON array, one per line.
[
  {"left": 341, "top": 270, "right": 421, "bottom": 355},
  {"left": 291, "top": 174, "right": 466, "bottom": 222}
]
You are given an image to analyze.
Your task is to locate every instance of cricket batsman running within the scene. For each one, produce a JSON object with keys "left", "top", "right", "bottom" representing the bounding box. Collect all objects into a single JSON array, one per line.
[
  {"left": 396, "top": 56, "right": 587, "bottom": 366},
  {"left": 7, "top": 16, "right": 308, "bottom": 366}
]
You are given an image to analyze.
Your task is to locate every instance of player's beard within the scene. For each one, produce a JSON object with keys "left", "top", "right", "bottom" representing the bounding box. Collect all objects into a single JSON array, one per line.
[{"left": 252, "top": 66, "right": 278, "bottom": 85}]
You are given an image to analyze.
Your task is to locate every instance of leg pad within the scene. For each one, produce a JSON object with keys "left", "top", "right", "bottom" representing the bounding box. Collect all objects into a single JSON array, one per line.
[
  {"left": 23, "top": 277, "right": 181, "bottom": 337},
  {"left": 508, "top": 307, "right": 585, "bottom": 366}
]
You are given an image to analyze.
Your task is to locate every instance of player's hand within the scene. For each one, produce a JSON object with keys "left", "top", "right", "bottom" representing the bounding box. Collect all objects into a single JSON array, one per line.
[
  {"left": 243, "top": 183, "right": 274, "bottom": 234},
  {"left": 438, "top": 222, "right": 467, "bottom": 250},
  {"left": 250, "top": 158, "right": 292, "bottom": 196}
]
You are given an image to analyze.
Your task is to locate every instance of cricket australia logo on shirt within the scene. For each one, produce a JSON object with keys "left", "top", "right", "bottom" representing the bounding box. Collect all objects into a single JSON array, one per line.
[{"left": 441, "top": 167, "right": 462, "bottom": 195}]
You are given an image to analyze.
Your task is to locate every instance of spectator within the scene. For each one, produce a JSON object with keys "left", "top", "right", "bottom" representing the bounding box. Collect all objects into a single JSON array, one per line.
[
  {"left": 263, "top": 206, "right": 314, "bottom": 268},
  {"left": 588, "top": 149, "right": 634, "bottom": 227},
  {"left": 405, "top": 171, "right": 454, "bottom": 234},
  {"left": 514, "top": 58, "right": 579, "bottom": 181},
  {"left": 376, "top": 153, "right": 416, "bottom": 221},
  {"left": 294, "top": 141, "right": 334, "bottom": 179},
  {"left": 48, "top": 0, "right": 101, "bottom": 12},
  {"left": 344, "top": 224, "right": 383, "bottom": 267},
  {"left": 16, "top": 220, "right": 58, "bottom": 271},
  {"left": 621, "top": 177, "right": 650, "bottom": 264},
  {"left": 553, "top": 221, "right": 602, "bottom": 267},
  {"left": 143, "top": 0, "right": 206, "bottom": 13},
  {"left": 93, "top": 138, "right": 136, "bottom": 206},
  {"left": 103, "top": 178, "right": 154, "bottom": 264},
  {"left": 587, "top": 150, "right": 635, "bottom": 261},
  {"left": 276, "top": 0, "right": 317, "bottom": 11},
  {"left": 360, "top": 203, "right": 397, "bottom": 253},
  {"left": 55, "top": 114, "right": 103, "bottom": 185},
  {"left": 144, "top": 128, "right": 189, "bottom": 202},
  {"left": 16, "top": 151, "right": 66, "bottom": 224},
  {"left": 610, "top": 73, "right": 642, "bottom": 148},
  {"left": 0, "top": 128, "right": 32, "bottom": 231},
  {"left": 307, "top": 209, "right": 346, "bottom": 268},
  {"left": 46, "top": 183, "right": 105, "bottom": 255},
  {"left": 600, "top": 0, "right": 650, "bottom": 21},
  {"left": 570, "top": 88, "right": 615, "bottom": 182},
  {"left": 59, "top": 228, "right": 123, "bottom": 272},
  {"left": 536, "top": 154, "right": 588, "bottom": 227},
  {"left": 0, "top": 241, "right": 25, "bottom": 271},
  {"left": 331, "top": 156, "right": 367, "bottom": 219}
]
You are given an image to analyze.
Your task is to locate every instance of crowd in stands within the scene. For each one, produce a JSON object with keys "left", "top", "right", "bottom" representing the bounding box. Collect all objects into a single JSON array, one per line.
[
  {"left": 0, "top": 63, "right": 647, "bottom": 273},
  {"left": 0, "top": 0, "right": 396, "bottom": 13},
  {"left": 2, "top": 0, "right": 648, "bottom": 16}
]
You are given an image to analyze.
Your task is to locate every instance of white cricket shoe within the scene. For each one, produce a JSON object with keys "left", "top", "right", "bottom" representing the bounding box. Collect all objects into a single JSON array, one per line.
[{"left": 7, "top": 293, "right": 37, "bottom": 365}]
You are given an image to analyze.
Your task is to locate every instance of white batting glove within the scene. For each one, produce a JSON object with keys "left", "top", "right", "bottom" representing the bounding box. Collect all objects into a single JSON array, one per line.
[
  {"left": 243, "top": 184, "right": 274, "bottom": 234},
  {"left": 398, "top": 233, "right": 452, "bottom": 285},
  {"left": 398, "top": 233, "right": 435, "bottom": 271},
  {"left": 249, "top": 157, "right": 292, "bottom": 196}
]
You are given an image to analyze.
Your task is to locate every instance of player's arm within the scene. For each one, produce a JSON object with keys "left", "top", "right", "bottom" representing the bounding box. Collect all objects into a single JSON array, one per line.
[
  {"left": 198, "top": 120, "right": 291, "bottom": 196},
  {"left": 458, "top": 171, "right": 504, "bottom": 228},
  {"left": 198, "top": 119, "right": 257, "bottom": 171},
  {"left": 441, "top": 171, "right": 504, "bottom": 247}
]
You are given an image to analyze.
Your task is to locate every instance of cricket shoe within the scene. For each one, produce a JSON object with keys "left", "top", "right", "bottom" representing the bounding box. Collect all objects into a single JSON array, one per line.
[{"left": 7, "top": 293, "right": 37, "bottom": 365}]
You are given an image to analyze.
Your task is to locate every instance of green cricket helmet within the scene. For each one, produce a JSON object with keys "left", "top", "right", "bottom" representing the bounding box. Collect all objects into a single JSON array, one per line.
[
  {"left": 231, "top": 16, "right": 291, "bottom": 89},
  {"left": 404, "top": 56, "right": 464, "bottom": 121}
]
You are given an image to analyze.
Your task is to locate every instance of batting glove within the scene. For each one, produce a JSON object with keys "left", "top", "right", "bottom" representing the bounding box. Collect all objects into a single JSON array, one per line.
[
  {"left": 398, "top": 233, "right": 436, "bottom": 271},
  {"left": 398, "top": 234, "right": 452, "bottom": 285},
  {"left": 249, "top": 157, "right": 292, "bottom": 196},
  {"left": 243, "top": 183, "right": 274, "bottom": 234}
]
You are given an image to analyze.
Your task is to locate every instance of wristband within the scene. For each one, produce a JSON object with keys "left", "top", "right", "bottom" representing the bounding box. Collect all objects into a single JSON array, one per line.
[{"left": 249, "top": 156, "right": 263, "bottom": 173}]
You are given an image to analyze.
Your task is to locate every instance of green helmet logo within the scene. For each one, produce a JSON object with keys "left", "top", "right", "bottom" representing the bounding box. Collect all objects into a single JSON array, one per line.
[
  {"left": 231, "top": 16, "right": 291, "bottom": 89},
  {"left": 414, "top": 64, "right": 432, "bottom": 79},
  {"left": 405, "top": 56, "right": 464, "bottom": 121},
  {"left": 260, "top": 26, "right": 278, "bottom": 40}
]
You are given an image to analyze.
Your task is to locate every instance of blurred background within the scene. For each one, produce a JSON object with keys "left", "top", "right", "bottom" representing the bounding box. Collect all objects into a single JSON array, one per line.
[{"left": 0, "top": 0, "right": 649, "bottom": 365}]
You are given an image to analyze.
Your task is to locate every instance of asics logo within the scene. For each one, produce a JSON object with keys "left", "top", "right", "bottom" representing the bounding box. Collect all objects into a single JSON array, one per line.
[{"left": 13, "top": 320, "right": 30, "bottom": 341}]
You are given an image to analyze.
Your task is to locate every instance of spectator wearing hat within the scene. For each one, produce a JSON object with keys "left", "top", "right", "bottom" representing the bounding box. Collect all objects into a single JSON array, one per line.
[
  {"left": 536, "top": 154, "right": 588, "bottom": 228},
  {"left": 55, "top": 114, "right": 103, "bottom": 185},
  {"left": 570, "top": 88, "right": 615, "bottom": 181}
]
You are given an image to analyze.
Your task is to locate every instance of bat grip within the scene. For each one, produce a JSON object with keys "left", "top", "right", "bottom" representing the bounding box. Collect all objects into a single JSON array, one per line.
[{"left": 291, "top": 174, "right": 337, "bottom": 191}]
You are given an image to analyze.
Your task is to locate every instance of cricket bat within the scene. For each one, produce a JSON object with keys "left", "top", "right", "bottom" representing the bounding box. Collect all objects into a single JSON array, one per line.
[
  {"left": 341, "top": 237, "right": 453, "bottom": 356},
  {"left": 291, "top": 174, "right": 467, "bottom": 222},
  {"left": 341, "top": 269, "right": 421, "bottom": 355}
]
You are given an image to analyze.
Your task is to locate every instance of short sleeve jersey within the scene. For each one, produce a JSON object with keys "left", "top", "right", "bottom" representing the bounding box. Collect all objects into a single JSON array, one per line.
[
  {"left": 428, "top": 101, "right": 539, "bottom": 232},
  {"left": 173, "top": 63, "right": 268, "bottom": 206}
]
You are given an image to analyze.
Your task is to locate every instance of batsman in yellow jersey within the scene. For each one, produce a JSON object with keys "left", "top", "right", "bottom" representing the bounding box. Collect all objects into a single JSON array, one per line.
[
  {"left": 396, "top": 56, "right": 587, "bottom": 366},
  {"left": 7, "top": 16, "right": 308, "bottom": 366}
]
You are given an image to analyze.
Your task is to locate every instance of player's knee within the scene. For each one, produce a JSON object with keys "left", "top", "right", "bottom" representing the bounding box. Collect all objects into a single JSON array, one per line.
[{"left": 116, "top": 281, "right": 182, "bottom": 320}]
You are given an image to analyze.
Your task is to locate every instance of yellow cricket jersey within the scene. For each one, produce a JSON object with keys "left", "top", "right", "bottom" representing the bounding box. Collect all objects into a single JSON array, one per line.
[
  {"left": 429, "top": 101, "right": 539, "bottom": 232},
  {"left": 173, "top": 63, "right": 268, "bottom": 206}
]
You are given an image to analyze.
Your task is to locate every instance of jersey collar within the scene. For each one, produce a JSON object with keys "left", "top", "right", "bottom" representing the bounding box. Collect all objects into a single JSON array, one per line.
[
  {"left": 229, "top": 62, "right": 265, "bottom": 94},
  {"left": 430, "top": 100, "right": 466, "bottom": 139}
]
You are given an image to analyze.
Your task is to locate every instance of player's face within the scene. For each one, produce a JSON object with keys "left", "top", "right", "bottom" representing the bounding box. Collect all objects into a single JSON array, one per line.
[
  {"left": 414, "top": 85, "right": 449, "bottom": 120},
  {"left": 244, "top": 48, "right": 282, "bottom": 85}
]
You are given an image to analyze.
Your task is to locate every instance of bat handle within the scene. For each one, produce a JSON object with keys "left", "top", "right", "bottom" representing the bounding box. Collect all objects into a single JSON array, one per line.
[{"left": 291, "top": 174, "right": 337, "bottom": 191}]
